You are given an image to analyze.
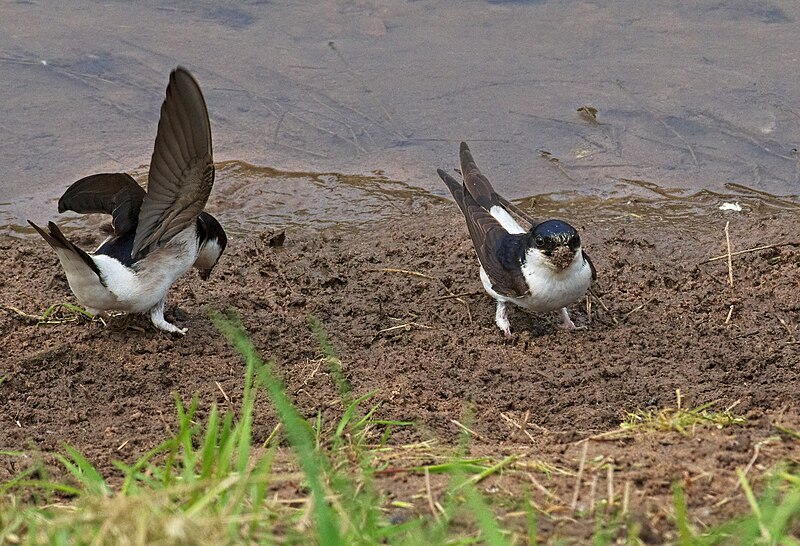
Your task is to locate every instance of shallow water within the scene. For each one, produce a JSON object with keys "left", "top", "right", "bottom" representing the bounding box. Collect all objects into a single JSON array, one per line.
[
  {"left": 3, "top": 1, "right": 800, "bottom": 232},
  {"left": 7, "top": 160, "right": 796, "bottom": 241}
]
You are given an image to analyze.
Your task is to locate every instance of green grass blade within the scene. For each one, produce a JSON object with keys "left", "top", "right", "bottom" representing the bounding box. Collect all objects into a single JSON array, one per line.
[
  {"left": 460, "top": 477, "right": 510, "bottom": 546},
  {"left": 672, "top": 482, "right": 693, "bottom": 546},
  {"left": 215, "top": 312, "right": 341, "bottom": 546},
  {"left": 308, "top": 315, "right": 351, "bottom": 401},
  {"left": 737, "top": 468, "right": 771, "bottom": 542},
  {"left": 54, "top": 446, "right": 109, "bottom": 496},
  {"left": 199, "top": 403, "right": 220, "bottom": 479}
]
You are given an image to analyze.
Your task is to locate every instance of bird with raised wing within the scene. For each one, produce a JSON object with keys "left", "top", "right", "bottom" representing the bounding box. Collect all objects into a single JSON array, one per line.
[{"left": 29, "top": 67, "right": 226, "bottom": 334}]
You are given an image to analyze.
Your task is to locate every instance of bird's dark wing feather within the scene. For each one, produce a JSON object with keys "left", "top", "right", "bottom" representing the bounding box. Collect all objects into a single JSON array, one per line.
[
  {"left": 459, "top": 141, "right": 499, "bottom": 212},
  {"left": 58, "top": 173, "right": 146, "bottom": 236},
  {"left": 132, "top": 67, "right": 214, "bottom": 259},
  {"left": 458, "top": 141, "right": 538, "bottom": 228},
  {"left": 437, "top": 168, "right": 467, "bottom": 215},
  {"left": 437, "top": 168, "right": 529, "bottom": 298}
]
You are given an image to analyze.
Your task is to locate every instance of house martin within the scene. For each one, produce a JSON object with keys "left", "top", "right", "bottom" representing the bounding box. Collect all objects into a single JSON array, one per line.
[
  {"left": 29, "top": 67, "right": 226, "bottom": 334},
  {"left": 437, "top": 142, "right": 594, "bottom": 336}
]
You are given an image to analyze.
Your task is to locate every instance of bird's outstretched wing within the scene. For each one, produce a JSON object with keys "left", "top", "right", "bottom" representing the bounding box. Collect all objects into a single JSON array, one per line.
[
  {"left": 58, "top": 172, "right": 146, "bottom": 236},
  {"left": 132, "top": 67, "right": 214, "bottom": 259}
]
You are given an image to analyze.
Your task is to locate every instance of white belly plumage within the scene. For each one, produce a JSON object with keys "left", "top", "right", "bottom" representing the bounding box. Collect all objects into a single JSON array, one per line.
[
  {"left": 479, "top": 249, "right": 593, "bottom": 313},
  {"left": 62, "top": 227, "right": 199, "bottom": 315}
]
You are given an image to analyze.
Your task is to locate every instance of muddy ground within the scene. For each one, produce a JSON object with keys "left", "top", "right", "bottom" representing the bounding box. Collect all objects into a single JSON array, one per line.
[{"left": 1, "top": 200, "right": 799, "bottom": 542}]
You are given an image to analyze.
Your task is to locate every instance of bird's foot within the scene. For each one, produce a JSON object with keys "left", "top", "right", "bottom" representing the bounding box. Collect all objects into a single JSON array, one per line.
[
  {"left": 152, "top": 317, "right": 187, "bottom": 335},
  {"left": 496, "top": 302, "right": 513, "bottom": 338},
  {"left": 559, "top": 307, "right": 583, "bottom": 330},
  {"left": 150, "top": 300, "right": 187, "bottom": 335}
]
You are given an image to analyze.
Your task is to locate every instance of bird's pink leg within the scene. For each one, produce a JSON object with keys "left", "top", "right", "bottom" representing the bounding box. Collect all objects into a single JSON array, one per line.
[{"left": 559, "top": 307, "right": 576, "bottom": 330}]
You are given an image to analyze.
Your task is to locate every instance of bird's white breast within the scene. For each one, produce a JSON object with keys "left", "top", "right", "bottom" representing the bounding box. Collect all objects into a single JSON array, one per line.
[
  {"left": 71, "top": 226, "right": 200, "bottom": 314},
  {"left": 480, "top": 249, "right": 592, "bottom": 313},
  {"left": 518, "top": 249, "right": 592, "bottom": 312}
]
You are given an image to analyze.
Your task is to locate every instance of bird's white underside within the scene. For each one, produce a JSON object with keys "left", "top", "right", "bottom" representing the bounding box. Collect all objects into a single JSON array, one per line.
[
  {"left": 54, "top": 226, "right": 199, "bottom": 332},
  {"left": 479, "top": 249, "right": 591, "bottom": 314}
]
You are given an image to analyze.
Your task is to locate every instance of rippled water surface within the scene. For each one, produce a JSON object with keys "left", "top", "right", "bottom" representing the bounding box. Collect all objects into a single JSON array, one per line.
[{"left": 2, "top": 1, "right": 800, "bottom": 232}]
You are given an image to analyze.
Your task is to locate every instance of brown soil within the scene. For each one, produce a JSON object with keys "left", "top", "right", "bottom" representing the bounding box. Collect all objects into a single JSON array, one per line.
[{"left": 1, "top": 201, "right": 799, "bottom": 542}]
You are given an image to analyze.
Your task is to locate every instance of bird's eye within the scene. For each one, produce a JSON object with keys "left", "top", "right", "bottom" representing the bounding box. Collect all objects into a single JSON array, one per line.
[{"left": 534, "top": 236, "right": 545, "bottom": 247}]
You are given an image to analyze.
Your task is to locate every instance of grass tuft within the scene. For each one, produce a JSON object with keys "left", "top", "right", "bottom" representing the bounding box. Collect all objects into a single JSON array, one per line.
[
  {"left": 3, "top": 302, "right": 105, "bottom": 326},
  {"left": 619, "top": 389, "right": 746, "bottom": 435}
]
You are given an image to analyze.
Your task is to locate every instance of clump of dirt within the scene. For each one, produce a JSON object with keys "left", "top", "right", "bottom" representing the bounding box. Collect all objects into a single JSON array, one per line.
[{"left": 1, "top": 203, "right": 799, "bottom": 541}]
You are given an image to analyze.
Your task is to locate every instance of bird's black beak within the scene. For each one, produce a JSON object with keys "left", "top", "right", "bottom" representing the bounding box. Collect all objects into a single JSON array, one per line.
[{"left": 199, "top": 269, "right": 212, "bottom": 281}]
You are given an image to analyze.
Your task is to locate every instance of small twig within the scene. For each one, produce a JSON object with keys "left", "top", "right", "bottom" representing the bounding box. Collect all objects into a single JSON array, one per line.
[
  {"left": 263, "top": 423, "right": 282, "bottom": 448},
  {"left": 725, "top": 305, "right": 735, "bottom": 325},
  {"left": 450, "top": 419, "right": 484, "bottom": 441},
  {"left": 527, "top": 472, "right": 564, "bottom": 503},
  {"left": 715, "top": 438, "right": 777, "bottom": 508},
  {"left": 777, "top": 316, "right": 798, "bottom": 343},
  {"left": 1, "top": 305, "right": 42, "bottom": 322},
  {"left": 500, "top": 412, "right": 537, "bottom": 443},
  {"left": 700, "top": 242, "right": 800, "bottom": 264},
  {"left": 432, "top": 279, "right": 473, "bottom": 324},
  {"left": 571, "top": 442, "right": 589, "bottom": 511},
  {"left": 740, "top": 442, "right": 762, "bottom": 480},
  {"left": 622, "top": 297, "right": 655, "bottom": 320},
  {"left": 622, "top": 481, "right": 631, "bottom": 516},
  {"left": 424, "top": 467, "right": 440, "bottom": 521},
  {"left": 367, "top": 268, "right": 436, "bottom": 280},
  {"left": 606, "top": 464, "right": 615, "bottom": 513},
  {"left": 725, "top": 398, "right": 743, "bottom": 413},
  {"left": 588, "top": 475, "right": 598, "bottom": 514},
  {"left": 433, "top": 291, "right": 481, "bottom": 302},
  {"left": 370, "top": 268, "right": 473, "bottom": 323},
  {"left": 588, "top": 289, "right": 619, "bottom": 325},
  {"left": 724, "top": 221, "right": 734, "bottom": 287},
  {"left": 585, "top": 295, "right": 593, "bottom": 325},
  {"left": 215, "top": 381, "right": 233, "bottom": 409},
  {"left": 376, "top": 322, "right": 433, "bottom": 335}
]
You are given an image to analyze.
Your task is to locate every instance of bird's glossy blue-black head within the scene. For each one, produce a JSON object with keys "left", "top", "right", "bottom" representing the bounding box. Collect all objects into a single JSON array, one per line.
[
  {"left": 527, "top": 220, "right": 581, "bottom": 269},
  {"left": 529, "top": 220, "right": 580, "bottom": 251},
  {"left": 195, "top": 213, "right": 227, "bottom": 280}
]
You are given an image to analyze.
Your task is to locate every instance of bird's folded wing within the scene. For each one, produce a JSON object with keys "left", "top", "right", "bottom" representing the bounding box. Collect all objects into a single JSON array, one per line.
[
  {"left": 458, "top": 142, "right": 535, "bottom": 233},
  {"left": 438, "top": 168, "right": 529, "bottom": 298}
]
